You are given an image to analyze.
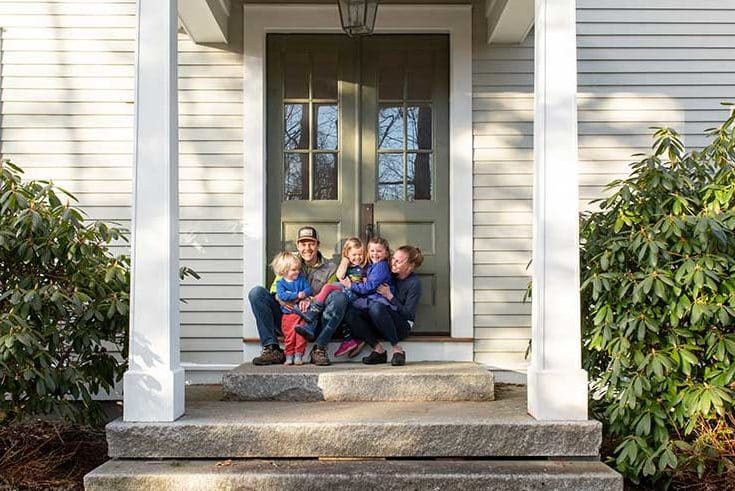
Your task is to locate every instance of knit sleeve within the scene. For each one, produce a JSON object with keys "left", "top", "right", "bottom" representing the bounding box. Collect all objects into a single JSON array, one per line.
[
  {"left": 390, "top": 275, "right": 422, "bottom": 321},
  {"left": 351, "top": 260, "right": 391, "bottom": 295},
  {"left": 299, "top": 275, "right": 313, "bottom": 297},
  {"left": 276, "top": 280, "right": 298, "bottom": 302}
]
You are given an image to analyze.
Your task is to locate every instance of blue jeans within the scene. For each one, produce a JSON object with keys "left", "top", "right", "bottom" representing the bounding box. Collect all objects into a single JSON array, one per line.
[
  {"left": 315, "top": 290, "right": 349, "bottom": 347},
  {"left": 248, "top": 286, "right": 282, "bottom": 347}
]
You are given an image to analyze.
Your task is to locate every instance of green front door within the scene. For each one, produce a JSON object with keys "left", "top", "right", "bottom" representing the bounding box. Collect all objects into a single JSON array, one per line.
[{"left": 266, "top": 34, "right": 449, "bottom": 334}]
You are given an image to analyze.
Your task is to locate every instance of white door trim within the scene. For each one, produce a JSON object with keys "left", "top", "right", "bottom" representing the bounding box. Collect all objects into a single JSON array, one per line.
[{"left": 242, "top": 4, "right": 474, "bottom": 352}]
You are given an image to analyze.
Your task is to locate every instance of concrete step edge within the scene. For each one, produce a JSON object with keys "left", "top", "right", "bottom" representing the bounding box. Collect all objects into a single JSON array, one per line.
[
  {"left": 221, "top": 361, "right": 495, "bottom": 402},
  {"left": 85, "top": 459, "right": 623, "bottom": 491}
]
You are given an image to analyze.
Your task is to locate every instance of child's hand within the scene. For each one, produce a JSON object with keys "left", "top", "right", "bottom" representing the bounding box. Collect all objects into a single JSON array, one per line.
[
  {"left": 377, "top": 283, "right": 394, "bottom": 301},
  {"left": 297, "top": 291, "right": 306, "bottom": 299},
  {"left": 340, "top": 277, "right": 352, "bottom": 288}
]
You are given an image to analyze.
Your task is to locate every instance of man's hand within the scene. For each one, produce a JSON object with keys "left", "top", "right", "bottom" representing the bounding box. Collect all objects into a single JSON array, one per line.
[
  {"left": 298, "top": 299, "right": 311, "bottom": 312},
  {"left": 377, "top": 283, "right": 394, "bottom": 301}
]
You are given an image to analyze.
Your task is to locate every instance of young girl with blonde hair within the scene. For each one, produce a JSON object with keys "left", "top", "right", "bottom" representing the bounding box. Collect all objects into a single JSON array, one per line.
[{"left": 295, "top": 237, "right": 367, "bottom": 358}]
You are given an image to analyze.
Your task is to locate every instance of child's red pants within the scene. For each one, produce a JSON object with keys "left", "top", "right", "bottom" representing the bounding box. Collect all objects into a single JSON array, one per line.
[{"left": 281, "top": 313, "right": 307, "bottom": 356}]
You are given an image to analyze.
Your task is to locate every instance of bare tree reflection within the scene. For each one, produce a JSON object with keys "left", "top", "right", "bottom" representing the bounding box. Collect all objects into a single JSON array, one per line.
[
  {"left": 314, "top": 153, "right": 337, "bottom": 199},
  {"left": 315, "top": 105, "right": 338, "bottom": 150},
  {"left": 408, "top": 106, "right": 432, "bottom": 200},
  {"left": 378, "top": 106, "right": 403, "bottom": 149}
]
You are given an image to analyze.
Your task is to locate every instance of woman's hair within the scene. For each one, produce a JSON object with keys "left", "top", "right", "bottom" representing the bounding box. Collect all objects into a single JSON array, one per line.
[
  {"left": 396, "top": 245, "right": 424, "bottom": 268},
  {"left": 367, "top": 236, "right": 391, "bottom": 260},
  {"left": 341, "top": 237, "right": 367, "bottom": 267},
  {"left": 270, "top": 251, "right": 300, "bottom": 276}
]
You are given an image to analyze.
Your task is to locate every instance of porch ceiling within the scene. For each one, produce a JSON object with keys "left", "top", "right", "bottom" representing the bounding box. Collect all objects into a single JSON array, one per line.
[
  {"left": 179, "top": 0, "right": 529, "bottom": 45},
  {"left": 178, "top": 0, "right": 231, "bottom": 43},
  {"left": 486, "top": 0, "right": 534, "bottom": 44}
]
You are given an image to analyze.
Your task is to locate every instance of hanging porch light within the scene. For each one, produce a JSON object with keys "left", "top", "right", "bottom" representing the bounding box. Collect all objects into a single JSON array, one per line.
[{"left": 337, "top": 0, "right": 379, "bottom": 37}]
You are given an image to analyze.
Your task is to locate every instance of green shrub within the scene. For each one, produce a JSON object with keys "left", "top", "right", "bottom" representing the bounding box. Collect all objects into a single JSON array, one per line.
[
  {"left": 0, "top": 160, "right": 130, "bottom": 423},
  {"left": 581, "top": 106, "right": 735, "bottom": 486}
]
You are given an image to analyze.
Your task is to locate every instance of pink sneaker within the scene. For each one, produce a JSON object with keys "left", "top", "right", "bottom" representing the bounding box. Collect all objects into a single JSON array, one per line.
[
  {"left": 347, "top": 340, "right": 366, "bottom": 358},
  {"left": 334, "top": 339, "right": 360, "bottom": 358}
]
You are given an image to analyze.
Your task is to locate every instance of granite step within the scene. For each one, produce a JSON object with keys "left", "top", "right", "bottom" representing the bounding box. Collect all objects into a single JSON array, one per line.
[
  {"left": 85, "top": 459, "right": 623, "bottom": 490},
  {"left": 106, "top": 388, "right": 601, "bottom": 459},
  {"left": 221, "top": 361, "right": 494, "bottom": 402}
]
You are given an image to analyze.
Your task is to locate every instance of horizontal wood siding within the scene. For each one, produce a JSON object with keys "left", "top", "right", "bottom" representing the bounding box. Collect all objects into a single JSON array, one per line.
[
  {"left": 471, "top": 0, "right": 532, "bottom": 375},
  {"left": 471, "top": 0, "right": 735, "bottom": 375},
  {"left": 0, "top": 0, "right": 244, "bottom": 366}
]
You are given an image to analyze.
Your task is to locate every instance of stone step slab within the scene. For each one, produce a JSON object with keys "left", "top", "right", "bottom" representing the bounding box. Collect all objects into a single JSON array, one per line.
[
  {"left": 85, "top": 459, "right": 623, "bottom": 490},
  {"left": 221, "top": 361, "right": 494, "bottom": 402},
  {"left": 106, "top": 389, "right": 602, "bottom": 459}
]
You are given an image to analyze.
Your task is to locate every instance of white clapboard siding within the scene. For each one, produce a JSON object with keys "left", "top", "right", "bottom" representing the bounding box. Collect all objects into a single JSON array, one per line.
[
  {"left": 470, "top": 0, "right": 735, "bottom": 372},
  {"left": 0, "top": 1, "right": 244, "bottom": 363}
]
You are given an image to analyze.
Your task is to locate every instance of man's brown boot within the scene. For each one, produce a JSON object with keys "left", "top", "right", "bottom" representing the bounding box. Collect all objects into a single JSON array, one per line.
[
  {"left": 252, "top": 345, "right": 285, "bottom": 365},
  {"left": 309, "top": 345, "right": 331, "bottom": 366}
]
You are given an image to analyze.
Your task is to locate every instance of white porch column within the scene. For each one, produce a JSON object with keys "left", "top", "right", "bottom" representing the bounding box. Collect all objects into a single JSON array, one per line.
[
  {"left": 527, "top": 0, "right": 588, "bottom": 421},
  {"left": 123, "top": 0, "right": 184, "bottom": 422}
]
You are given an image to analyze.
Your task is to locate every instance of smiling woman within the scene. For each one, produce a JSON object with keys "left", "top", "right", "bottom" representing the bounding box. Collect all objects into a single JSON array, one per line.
[{"left": 345, "top": 244, "right": 425, "bottom": 366}]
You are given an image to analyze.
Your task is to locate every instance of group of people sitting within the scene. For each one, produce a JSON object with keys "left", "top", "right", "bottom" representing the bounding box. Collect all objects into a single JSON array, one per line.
[{"left": 248, "top": 226, "right": 423, "bottom": 367}]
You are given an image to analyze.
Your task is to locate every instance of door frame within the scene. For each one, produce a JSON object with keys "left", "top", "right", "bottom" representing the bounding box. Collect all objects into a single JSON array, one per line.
[{"left": 242, "top": 4, "right": 473, "bottom": 347}]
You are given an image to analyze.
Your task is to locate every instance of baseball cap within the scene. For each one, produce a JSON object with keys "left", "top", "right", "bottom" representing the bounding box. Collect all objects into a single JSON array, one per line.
[{"left": 296, "top": 226, "right": 319, "bottom": 243}]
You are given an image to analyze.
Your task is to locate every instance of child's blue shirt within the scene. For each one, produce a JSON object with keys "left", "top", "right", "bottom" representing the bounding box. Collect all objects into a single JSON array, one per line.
[
  {"left": 276, "top": 273, "right": 312, "bottom": 313},
  {"left": 349, "top": 259, "right": 396, "bottom": 310}
]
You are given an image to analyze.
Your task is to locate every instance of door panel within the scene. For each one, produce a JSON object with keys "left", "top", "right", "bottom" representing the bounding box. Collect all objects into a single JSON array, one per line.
[
  {"left": 267, "top": 35, "right": 358, "bottom": 265},
  {"left": 362, "top": 36, "right": 450, "bottom": 334},
  {"left": 267, "top": 34, "right": 450, "bottom": 335}
]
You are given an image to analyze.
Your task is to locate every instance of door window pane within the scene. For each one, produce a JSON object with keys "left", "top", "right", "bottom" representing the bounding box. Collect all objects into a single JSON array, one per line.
[
  {"left": 378, "top": 50, "right": 404, "bottom": 100},
  {"left": 284, "top": 52, "right": 309, "bottom": 99},
  {"left": 407, "top": 153, "right": 432, "bottom": 200},
  {"left": 313, "top": 52, "right": 338, "bottom": 99},
  {"left": 284, "top": 153, "right": 309, "bottom": 200},
  {"left": 314, "top": 104, "right": 338, "bottom": 150},
  {"left": 406, "top": 106, "right": 432, "bottom": 150},
  {"left": 313, "top": 153, "right": 338, "bottom": 200},
  {"left": 378, "top": 153, "right": 404, "bottom": 201},
  {"left": 407, "top": 50, "right": 434, "bottom": 100},
  {"left": 378, "top": 106, "right": 403, "bottom": 150},
  {"left": 284, "top": 104, "right": 308, "bottom": 150}
]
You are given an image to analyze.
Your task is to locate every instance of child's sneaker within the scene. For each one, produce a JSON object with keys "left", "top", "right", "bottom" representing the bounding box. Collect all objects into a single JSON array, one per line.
[
  {"left": 283, "top": 354, "right": 294, "bottom": 366},
  {"left": 347, "top": 340, "right": 366, "bottom": 358},
  {"left": 294, "top": 353, "right": 303, "bottom": 365},
  {"left": 334, "top": 338, "right": 360, "bottom": 358}
]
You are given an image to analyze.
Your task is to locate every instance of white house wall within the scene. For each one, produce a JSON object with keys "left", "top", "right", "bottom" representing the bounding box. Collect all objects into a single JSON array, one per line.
[
  {"left": 1, "top": 0, "right": 734, "bottom": 382},
  {"left": 0, "top": 0, "right": 245, "bottom": 371}
]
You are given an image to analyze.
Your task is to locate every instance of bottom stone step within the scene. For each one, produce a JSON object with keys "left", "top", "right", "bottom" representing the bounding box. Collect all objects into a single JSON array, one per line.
[{"left": 85, "top": 459, "right": 623, "bottom": 490}]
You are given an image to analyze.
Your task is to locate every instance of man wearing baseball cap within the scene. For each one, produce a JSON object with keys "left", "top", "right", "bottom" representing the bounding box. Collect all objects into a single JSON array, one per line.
[{"left": 248, "top": 226, "right": 348, "bottom": 365}]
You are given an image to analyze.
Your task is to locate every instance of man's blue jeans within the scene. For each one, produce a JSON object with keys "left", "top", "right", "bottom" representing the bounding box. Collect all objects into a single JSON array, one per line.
[
  {"left": 248, "top": 286, "right": 282, "bottom": 347},
  {"left": 248, "top": 286, "right": 348, "bottom": 348}
]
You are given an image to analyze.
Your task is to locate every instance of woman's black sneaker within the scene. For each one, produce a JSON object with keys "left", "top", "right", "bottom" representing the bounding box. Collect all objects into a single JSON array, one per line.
[
  {"left": 391, "top": 351, "right": 406, "bottom": 366},
  {"left": 362, "top": 350, "right": 387, "bottom": 365}
]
